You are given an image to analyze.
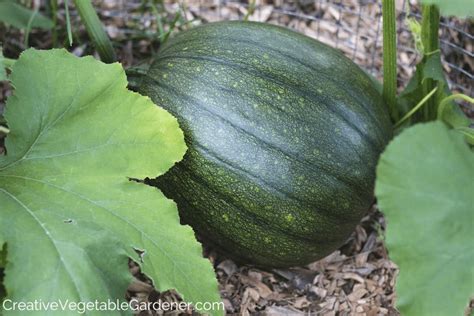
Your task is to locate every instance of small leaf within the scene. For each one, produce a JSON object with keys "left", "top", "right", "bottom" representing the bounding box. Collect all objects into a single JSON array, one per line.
[
  {"left": 0, "top": 49, "right": 222, "bottom": 315},
  {"left": 376, "top": 121, "right": 474, "bottom": 315},
  {"left": 422, "top": 52, "right": 446, "bottom": 83},
  {"left": 397, "top": 52, "right": 449, "bottom": 124},
  {"left": 419, "top": 0, "right": 474, "bottom": 17},
  {"left": 0, "top": 0, "right": 53, "bottom": 30}
]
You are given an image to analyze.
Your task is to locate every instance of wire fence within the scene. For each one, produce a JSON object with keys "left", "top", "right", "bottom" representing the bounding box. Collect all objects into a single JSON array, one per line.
[{"left": 190, "top": 0, "right": 473, "bottom": 97}]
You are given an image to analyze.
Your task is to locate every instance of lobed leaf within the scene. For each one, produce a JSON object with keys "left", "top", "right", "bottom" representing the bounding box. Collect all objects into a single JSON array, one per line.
[{"left": 0, "top": 49, "right": 222, "bottom": 315}]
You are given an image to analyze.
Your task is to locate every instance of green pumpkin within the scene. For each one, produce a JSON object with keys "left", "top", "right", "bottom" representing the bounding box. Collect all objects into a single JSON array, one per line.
[{"left": 140, "top": 21, "right": 392, "bottom": 267}]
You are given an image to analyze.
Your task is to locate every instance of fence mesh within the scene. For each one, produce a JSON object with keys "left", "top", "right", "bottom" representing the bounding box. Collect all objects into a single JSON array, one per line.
[{"left": 188, "top": 0, "right": 473, "bottom": 97}]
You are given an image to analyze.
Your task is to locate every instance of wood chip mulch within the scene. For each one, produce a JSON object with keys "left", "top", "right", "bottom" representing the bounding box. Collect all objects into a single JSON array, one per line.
[{"left": 127, "top": 206, "right": 399, "bottom": 315}]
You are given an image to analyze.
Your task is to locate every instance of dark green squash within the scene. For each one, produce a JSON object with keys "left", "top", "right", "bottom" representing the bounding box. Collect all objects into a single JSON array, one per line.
[{"left": 140, "top": 21, "right": 392, "bottom": 267}]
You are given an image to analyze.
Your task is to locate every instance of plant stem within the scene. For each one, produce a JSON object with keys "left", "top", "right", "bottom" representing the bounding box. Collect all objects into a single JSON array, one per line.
[
  {"left": 382, "top": 0, "right": 398, "bottom": 122},
  {"left": 244, "top": 0, "right": 256, "bottom": 21},
  {"left": 0, "top": 126, "right": 10, "bottom": 135},
  {"left": 421, "top": 4, "right": 440, "bottom": 120},
  {"left": 3, "top": 58, "right": 16, "bottom": 68},
  {"left": 64, "top": 0, "right": 73, "bottom": 46},
  {"left": 50, "top": 0, "right": 58, "bottom": 47},
  {"left": 24, "top": 5, "right": 39, "bottom": 48},
  {"left": 394, "top": 86, "right": 438, "bottom": 128},
  {"left": 73, "top": 0, "right": 116, "bottom": 63}
]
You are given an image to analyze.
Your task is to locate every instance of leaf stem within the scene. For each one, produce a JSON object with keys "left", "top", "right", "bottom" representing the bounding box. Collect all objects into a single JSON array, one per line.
[
  {"left": 73, "top": 0, "right": 116, "bottom": 63},
  {"left": 437, "top": 94, "right": 474, "bottom": 119},
  {"left": 421, "top": 4, "right": 440, "bottom": 120},
  {"left": 3, "top": 58, "right": 16, "bottom": 68},
  {"left": 24, "top": 5, "right": 40, "bottom": 47},
  {"left": 244, "top": 0, "right": 256, "bottom": 21},
  {"left": 395, "top": 86, "right": 438, "bottom": 128},
  {"left": 50, "top": 0, "right": 58, "bottom": 47},
  {"left": 382, "top": 0, "right": 398, "bottom": 122},
  {"left": 64, "top": 0, "right": 73, "bottom": 46},
  {"left": 0, "top": 126, "right": 10, "bottom": 135}
]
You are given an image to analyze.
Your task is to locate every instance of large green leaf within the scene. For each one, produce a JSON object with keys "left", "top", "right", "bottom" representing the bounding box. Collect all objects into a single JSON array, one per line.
[
  {"left": 0, "top": 0, "right": 53, "bottom": 30},
  {"left": 376, "top": 121, "right": 474, "bottom": 315},
  {"left": 0, "top": 49, "right": 222, "bottom": 315},
  {"left": 420, "top": 0, "right": 474, "bottom": 17}
]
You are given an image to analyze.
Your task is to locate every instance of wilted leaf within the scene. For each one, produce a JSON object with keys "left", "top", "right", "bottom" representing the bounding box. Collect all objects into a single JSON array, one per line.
[{"left": 376, "top": 121, "right": 474, "bottom": 315}]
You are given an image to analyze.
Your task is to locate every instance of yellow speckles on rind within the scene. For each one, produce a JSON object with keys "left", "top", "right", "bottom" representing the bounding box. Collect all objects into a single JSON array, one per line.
[
  {"left": 263, "top": 53, "right": 269, "bottom": 59},
  {"left": 162, "top": 74, "right": 168, "bottom": 79},
  {"left": 264, "top": 237, "right": 271, "bottom": 243},
  {"left": 222, "top": 214, "right": 229, "bottom": 222},
  {"left": 195, "top": 66, "right": 202, "bottom": 72},
  {"left": 285, "top": 214, "right": 294, "bottom": 222},
  {"left": 167, "top": 62, "right": 174, "bottom": 68}
]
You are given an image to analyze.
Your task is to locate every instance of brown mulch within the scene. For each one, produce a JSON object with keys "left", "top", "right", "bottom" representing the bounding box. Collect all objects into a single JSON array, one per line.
[{"left": 127, "top": 207, "right": 399, "bottom": 315}]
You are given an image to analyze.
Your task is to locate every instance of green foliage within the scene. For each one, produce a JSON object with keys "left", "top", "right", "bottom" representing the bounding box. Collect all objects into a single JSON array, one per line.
[
  {"left": 376, "top": 121, "right": 474, "bottom": 315},
  {"left": 382, "top": 0, "right": 398, "bottom": 121},
  {"left": 73, "top": 0, "right": 116, "bottom": 63},
  {"left": 438, "top": 94, "right": 474, "bottom": 144},
  {"left": 0, "top": 0, "right": 53, "bottom": 29},
  {"left": 0, "top": 49, "right": 6, "bottom": 81},
  {"left": 396, "top": 51, "right": 449, "bottom": 123},
  {"left": 0, "top": 49, "right": 222, "bottom": 315},
  {"left": 419, "top": 0, "right": 474, "bottom": 17}
]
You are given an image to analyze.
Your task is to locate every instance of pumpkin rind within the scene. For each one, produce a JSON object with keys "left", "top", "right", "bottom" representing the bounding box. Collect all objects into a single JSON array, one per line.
[{"left": 140, "top": 21, "right": 392, "bottom": 267}]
